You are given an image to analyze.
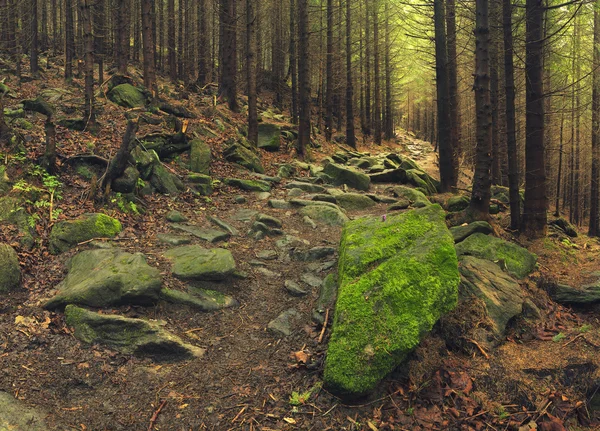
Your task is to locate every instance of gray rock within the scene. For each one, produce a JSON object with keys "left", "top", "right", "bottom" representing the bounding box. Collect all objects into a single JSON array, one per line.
[
  {"left": 251, "top": 173, "right": 282, "bottom": 183},
  {"left": 257, "top": 213, "right": 283, "bottom": 228},
  {"left": 312, "top": 194, "right": 338, "bottom": 204},
  {"left": 285, "top": 280, "right": 308, "bottom": 296},
  {"left": 312, "top": 274, "right": 338, "bottom": 324},
  {"left": 231, "top": 209, "right": 259, "bottom": 222},
  {"left": 170, "top": 224, "right": 230, "bottom": 243},
  {"left": 323, "top": 163, "right": 371, "bottom": 191},
  {"left": 255, "top": 191, "right": 271, "bottom": 200},
  {"left": 166, "top": 210, "right": 188, "bottom": 223},
  {"left": 207, "top": 215, "right": 239, "bottom": 236},
  {"left": 292, "top": 246, "right": 335, "bottom": 261},
  {"left": 301, "top": 272, "right": 323, "bottom": 288},
  {"left": 189, "top": 139, "right": 212, "bottom": 174},
  {"left": 257, "top": 249, "right": 278, "bottom": 260},
  {"left": 303, "top": 216, "right": 317, "bottom": 229},
  {"left": 157, "top": 234, "right": 192, "bottom": 246},
  {"left": 234, "top": 195, "right": 247, "bottom": 204},
  {"left": 113, "top": 166, "right": 140, "bottom": 194},
  {"left": 255, "top": 267, "right": 281, "bottom": 278},
  {"left": 550, "top": 217, "right": 578, "bottom": 238},
  {"left": 387, "top": 186, "right": 430, "bottom": 208},
  {"left": 299, "top": 205, "right": 349, "bottom": 227},
  {"left": 150, "top": 164, "right": 185, "bottom": 195},
  {"left": 257, "top": 123, "right": 281, "bottom": 151},
  {"left": 225, "top": 178, "right": 271, "bottom": 192},
  {"left": 267, "top": 308, "right": 302, "bottom": 337},
  {"left": 367, "top": 194, "right": 398, "bottom": 204},
  {"left": 268, "top": 199, "right": 292, "bottom": 209},
  {"left": 287, "top": 188, "right": 305, "bottom": 197},
  {"left": 65, "top": 305, "right": 204, "bottom": 360},
  {"left": 0, "top": 243, "right": 21, "bottom": 292},
  {"left": 290, "top": 199, "right": 341, "bottom": 209},
  {"left": 44, "top": 249, "right": 162, "bottom": 309},
  {"left": 285, "top": 182, "right": 326, "bottom": 193},
  {"left": 387, "top": 200, "right": 411, "bottom": 212},
  {"left": 161, "top": 287, "right": 237, "bottom": 311},
  {"left": 164, "top": 245, "right": 236, "bottom": 280},
  {"left": 368, "top": 168, "right": 407, "bottom": 184},
  {"left": 223, "top": 141, "right": 264, "bottom": 173},
  {"left": 187, "top": 173, "right": 213, "bottom": 195},
  {"left": 336, "top": 193, "right": 377, "bottom": 211},
  {"left": 277, "top": 164, "right": 296, "bottom": 178},
  {"left": 107, "top": 84, "right": 147, "bottom": 108},
  {"left": 546, "top": 280, "right": 600, "bottom": 305},
  {"left": 450, "top": 221, "right": 494, "bottom": 243},
  {"left": 49, "top": 213, "right": 122, "bottom": 254},
  {"left": 446, "top": 195, "right": 470, "bottom": 212},
  {"left": 276, "top": 235, "right": 308, "bottom": 249},
  {"left": 0, "top": 391, "right": 48, "bottom": 431}
]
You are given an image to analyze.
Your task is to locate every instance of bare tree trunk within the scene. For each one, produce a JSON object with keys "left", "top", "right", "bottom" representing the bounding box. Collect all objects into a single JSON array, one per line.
[
  {"left": 384, "top": 0, "right": 393, "bottom": 141},
  {"left": 80, "top": 0, "right": 95, "bottom": 127},
  {"left": 325, "top": 0, "right": 333, "bottom": 141},
  {"left": 346, "top": 0, "right": 356, "bottom": 148},
  {"left": 102, "top": 120, "right": 140, "bottom": 193},
  {"left": 591, "top": 0, "right": 600, "bottom": 236},
  {"left": 197, "top": 0, "right": 209, "bottom": 86},
  {"left": 141, "top": 0, "right": 157, "bottom": 96},
  {"left": 470, "top": 0, "right": 492, "bottom": 218},
  {"left": 373, "top": 0, "right": 382, "bottom": 145},
  {"left": 95, "top": 0, "right": 105, "bottom": 84},
  {"left": 116, "top": 0, "right": 130, "bottom": 74},
  {"left": 297, "top": 0, "right": 310, "bottom": 158},
  {"left": 30, "top": 0, "right": 39, "bottom": 77},
  {"left": 556, "top": 106, "right": 565, "bottom": 217},
  {"left": 364, "top": 0, "right": 371, "bottom": 135},
  {"left": 490, "top": 0, "right": 500, "bottom": 184},
  {"left": 65, "top": 0, "right": 74, "bottom": 79},
  {"left": 168, "top": 0, "right": 176, "bottom": 80},
  {"left": 178, "top": 0, "right": 184, "bottom": 80},
  {"left": 290, "top": 0, "right": 298, "bottom": 124},
  {"left": 246, "top": 0, "right": 258, "bottom": 145},
  {"left": 522, "top": 0, "right": 547, "bottom": 238}
]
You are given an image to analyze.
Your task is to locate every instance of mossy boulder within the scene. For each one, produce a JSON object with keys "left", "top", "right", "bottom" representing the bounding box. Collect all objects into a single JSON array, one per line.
[
  {"left": 65, "top": 305, "right": 204, "bottom": 360},
  {"left": 107, "top": 83, "right": 147, "bottom": 108},
  {"left": 49, "top": 213, "right": 122, "bottom": 254},
  {"left": 189, "top": 138, "right": 212, "bottom": 174},
  {"left": 150, "top": 164, "right": 185, "bottom": 195},
  {"left": 0, "top": 196, "right": 35, "bottom": 249},
  {"left": 312, "top": 273, "right": 338, "bottom": 324},
  {"left": 223, "top": 141, "right": 264, "bottom": 173},
  {"left": 0, "top": 243, "right": 21, "bottom": 292},
  {"left": 405, "top": 169, "right": 438, "bottom": 195},
  {"left": 336, "top": 193, "right": 377, "bottom": 211},
  {"left": 113, "top": 166, "right": 140, "bottom": 194},
  {"left": 161, "top": 287, "right": 238, "bottom": 311},
  {"left": 0, "top": 391, "right": 48, "bottom": 431},
  {"left": 257, "top": 123, "right": 281, "bottom": 152},
  {"left": 455, "top": 233, "right": 537, "bottom": 279},
  {"left": 388, "top": 185, "right": 431, "bottom": 208},
  {"left": 450, "top": 221, "right": 493, "bottom": 243},
  {"left": 322, "top": 163, "right": 370, "bottom": 191},
  {"left": 323, "top": 205, "right": 459, "bottom": 398},
  {"left": 187, "top": 173, "right": 213, "bottom": 195},
  {"left": 299, "top": 204, "right": 349, "bottom": 227},
  {"left": 44, "top": 248, "right": 162, "bottom": 309},
  {"left": 224, "top": 178, "right": 271, "bottom": 192},
  {"left": 164, "top": 245, "right": 236, "bottom": 280},
  {"left": 447, "top": 195, "right": 470, "bottom": 212}
]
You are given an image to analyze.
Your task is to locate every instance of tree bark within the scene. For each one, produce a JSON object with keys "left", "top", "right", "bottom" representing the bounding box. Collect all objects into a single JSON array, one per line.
[
  {"left": 384, "top": 0, "right": 393, "bottom": 141},
  {"left": 80, "top": 0, "right": 95, "bottom": 127},
  {"left": 168, "top": 0, "right": 176, "bottom": 80},
  {"left": 364, "top": 0, "right": 371, "bottom": 135},
  {"left": 65, "top": 0, "right": 75, "bottom": 79},
  {"left": 290, "top": 0, "right": 298, "bottom": 124},
  {"left": 590, "top": 0, "right": 600, "bottom": 236},
  {"left": 197, "top": 0, "right": 209, "bottom": 86},
  {"left": 246, "top": 0, "right": 258, "bottom": 146},
  {"left": 30, "top": 0, "right": 39, "bottom": 77},
  {"left": 325, "top": 0, "right": 334, "bottom": 141},
  {"left": 346, "top": 0, "right": 356, "bottom": 148},
  {"left": 219, "top": 0, "right": 238, "bottom": 111},
  {"left": 297, "top": 0, "right": 310, "bottom": 158},
  {"left": 141, "top": 0, "right": 157, "bottom": 96},
  {"left": 102, "top": 120, "right": 140, "bottom": 193},
  {"left": 373, "top": 0, "right": 382, "bottom": 145}
]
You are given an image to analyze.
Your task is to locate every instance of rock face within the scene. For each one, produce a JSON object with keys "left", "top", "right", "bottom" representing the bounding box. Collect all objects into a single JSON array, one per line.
[
  {"left": 189, "top": 139, "right": 212, "bottom": 174},
  {"left": 49, "top": 213, "right": 122, "bottom": 254},
  {"left": 546, "top": 280, "right": 600, "bottom": 305},
  {"left": 455, "top": 233, "right": 537, "bottom": 279},
  {"left": 0, "top": 243, "right": 21, "bottom": 292},
  {"left": 44, "top": 249, "right": 162, "bottom": 309},
  {"left": 450, "top": 221, "right": 494, "bottom": 243},
  {"left": 324, "top": 205, "right": 459, "bottom": 398},
  {"left": 65, "top": 305, "right": 204, "bottom": 360},
  {"left": 0, "top": 391, "right": 48, "bottom": 431},
  {"left": 322, "top": 163, "right": 370, "bottom": 191},
  {"left": 388, "top": 186, "right": 431, "bottom": 208},
  {"left": 257, "top": 123, "right": 281, "bottom": 151},
  {"left": 107, "top": 84, "right": 147, "bottom": 108},
  {"left": 223, "top": 141, "right": 264, "bottom": 173},
  {"left": 447, "top": 195, "right": 470, "bottom": 212},
  {"left": 164, "top": 245, "right": 236, "bottom": 280}
]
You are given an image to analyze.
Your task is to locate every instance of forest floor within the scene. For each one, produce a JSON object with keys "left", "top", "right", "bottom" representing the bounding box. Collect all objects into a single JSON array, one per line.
[{"left": 1, "top": 59, "right": 600, "bottom": 431}]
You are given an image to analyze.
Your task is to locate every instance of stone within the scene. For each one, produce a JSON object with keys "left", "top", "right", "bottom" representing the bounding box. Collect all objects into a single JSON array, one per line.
[
  {"left": 224, "top": 178, "right": 271, "bottom": 192},
  {"left": 301, "top": 273, "right": 323, "bottom": 288},
  {"left": 336, "top": 193, "right": 377, "bottom": 211},
  {"left": 287, "top": 188, "right": 304, "bottom": 197},
  {"left": 223, "top": 141, "right": 264, "bottom": 173},
  {"left": 164, "top": 245, "right": 236, "bottom": 280},
  {"left": 285, "top": 280, "right": 308, "bottom": 297},
  {"left": 49, "top": 213, "right": 122, "bottom": 254},
  {"left": 166, "top": 210, "right": 188, "bottom": 223},
  {"left": 455, "top": 233, "right": 537, "bottom": 279},
  {"left": 0, "top": 391, "right": 48, "bottom": 431},
  {"left": 255, "top": 192, "right": 271, "bottom": 200},
  {"left": 207, "top": 215, "right": 239, "bottom": 236},
  {"left": 276, "top": 235, "right": 308, "bottom": 249},
  {"left": 189, "top": 139, "right": 212, "bottom": 174},
  {"left": 171, "top": 224, "right": 230, "bottom": 243},
  {"left": 277, "top": 164, "right": 296, "bottom": 178},
  {"left": 459, "top": 256, "right": 525, "bottom": 338},
  {"left": 546, "top": 280, "right": 600, "bottom": 305},
  {"left": 257, "top": 123, "right": 281, "bottom": 151},
  {"left": 450, "top": 221, "right": 494, "bottom": 243},
  {"left": 368, "top": 168, "right": 407, "bottom": 184},
  {"left": 292, "top": 246, "right": 336, "bottom": 261},
  {"left": 267, "top": 308, "right": 302, "bottom": 337},
  {"left": 312, "top": 273, "right": 338, "bottom": 324},
  {"left": 251, "top": 173, "right": 282, "bottom": 183},
  {"left": 388, "top": 186, "right": 431, "bottom": 208},
  {"left": 44, "top": 249, "right": 162, "bottom": 309},
  {"left": 132, "top": 147, "right": 158, "bottom": 180},
  {"left": 107, "top": 83, "right": 147, "bottom": 108},
  {"left": 323, "top": 205, "right": 459, "bottom": 398},
  {"left": 0, "top": 197, "right": 34, "bottom": 249},
  {"left": 550, "top": 217, "right": 578, "bottom": 238},
  {"left": 299, "top": 205, "right": 349, "bottom": 227},
  {"left": 112, "top": 166, "right": 140, "bottom": 194},
  {"left": 234, "top": 195, "right": 247, "bottom": 204},
  {"left": 256, "top": 213, "right": 283, "bottom": 228},
  {"left": 446, "top": 195, "right": 470, "bottom": 212},
  {"left": 157, "top": 234, "right": 191, "bottom": 246},
  {"left": 255, "top": 267, "right": 281, "bottom": 278},
  {"left": 268, "top": 199, "right": 292, "bottom": 209},
  {"left": 405, "top": 169, "right": 438, "bottom": 195},
  {"left": 367, "top": 194, "right": 398, "bottom": 204},
  {"left": 65, "top": 305, "right": 204, "bottom": 360},
  {"left": 257, "top": 249, "right": 278, "bottom": 260},
  {"left": 161, "top": 287, "right": 237, "bottom": 311},
  {"left": 387, "top": 200, "right": 411, "bottom": 212},
  {"left": 231, "top": 209, "right": 259, "bottom": 222},
  {"left": 0, "top": 243, "right": 20, "bottom": 292},
  {"left": 285, "top": 181, "right": 326, "bottom": 193},
  {"left": 289, "top": 199, "right": 341, "bottom": 209},
  {"left": 312, "top": 194, "right": 338, "bottom": 204},
  {"left": 150, "top": 164, "right": 184, "bottom": 195},
  {"left": 322, "top": 163, "right": 370, "bottom": 191},
  {"left": 303, "top": 216, "right": 317, "bottom": 229}
]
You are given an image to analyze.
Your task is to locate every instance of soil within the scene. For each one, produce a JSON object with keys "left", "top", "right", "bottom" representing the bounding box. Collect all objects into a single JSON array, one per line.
[{"left": 1, "top": 62, "right": 600, "bottom": 431}]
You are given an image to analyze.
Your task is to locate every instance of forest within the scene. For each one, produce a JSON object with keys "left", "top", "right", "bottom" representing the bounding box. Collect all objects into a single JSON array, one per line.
[{"left": 1, "top": 0, "right": 600, "bottom": 429}]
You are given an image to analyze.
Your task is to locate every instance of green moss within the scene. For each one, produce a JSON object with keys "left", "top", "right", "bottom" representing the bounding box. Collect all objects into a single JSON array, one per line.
[
  {"left": 49, "top": 213, "right": 122, "bottom": 254},
  {"left": 0, "top": 243, "right": 21, "bottom": 292},
  {"left": 455, "top": 233, "right": 537, "bottom": 279},
  {"left": 107, "top": 84, "right": 147, "bottom": 108},
  {"left": 224, "top": 178, "right": 271, "bottom": 192},
  {"left": 324, "top": 205, "right": 459, "bottom": 398}
]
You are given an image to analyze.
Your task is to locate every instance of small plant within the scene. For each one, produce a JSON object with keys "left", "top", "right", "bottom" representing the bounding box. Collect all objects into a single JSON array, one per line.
[
  {"left": 289, "top": 382, "right": 322, "bottom": 406},
  {"left": 552, "top": 332, "right": 566, "bottom": 342},
  {"left": 496, "top": 406, "right": 510, "bottom": 420},
  {"left": 111, "top": 193, "right": 140, "bottom": 215},
  {"left": 579, "top": 324, "right": 592, "bottom": 333}
]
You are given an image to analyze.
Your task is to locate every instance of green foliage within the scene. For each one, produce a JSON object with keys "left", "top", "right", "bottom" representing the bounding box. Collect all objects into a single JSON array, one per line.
[
  {"left": 289, "top": 382, "right": 322, "bottom": 406},
  {"left": 552, "top": 332, "right": 566, "bottom": 342},
  {"left": 111, "top": 193, "right": 140, "bottom": 215}
]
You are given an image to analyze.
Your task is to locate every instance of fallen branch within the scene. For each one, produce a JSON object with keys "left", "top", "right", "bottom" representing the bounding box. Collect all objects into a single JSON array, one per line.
[
  {"left": 318, "top": 308, "right": 330, "bottom": 344},
  {"left": 467, "top": 338, "right": 490, "bottom": 359},
  {"left": 147, "top": 399, "right": 167, "bottom": 431}
]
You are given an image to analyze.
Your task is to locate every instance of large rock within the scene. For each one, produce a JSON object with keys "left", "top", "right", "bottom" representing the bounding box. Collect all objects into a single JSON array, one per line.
[
  {"left": 224, "top": 178, "right": 271, "bottom": 192},
  {"left": 0, "top": 243, "right": 21, "bottom": 292},
  {"left": 450, "top": 221, "right": 493, "bottom": 243},
  {"left": 455, "top": 233, "right": 537, "bottom": 279},
  {"left": 323, "top": 205, "right": 459, "bottom": 398},
  {"left": 49, "top": 213, "right": 122, "bottom": 254},
  {"left": 0, "top": 391, "right": 48, "bottom": 431},
  {"left": 368, "top": 168, "right": 407, "bottom": 184},
  {"left": 223, "top": 141, "right": 264, "bottom": 173},
  {"left": 150, "top": 164, "right": 185, "bottom": 195},
  {"left": 405, "top": 169, "right": 438, "bottom": 195},
  {"left": 161, "top": 287, "right": 238, "bottom": 311},
  {"left": 44, "top": 249, "right": 162, "bottom": 309},
  {"left": 546, "top": 279, "right": 600, "bottom": 305},
  {"left": 112, "top": 166, "right": 140, "bottom": 194},
  {"left": 0, "top": 196, "right": 35, "bottom": 249},
  {"left": 189, "top": 139, "right": 212, "bottom": 174},
  {"left": 65, "top": 305, "right": 204, "bottom": 360},
  {"left": 107, "top": 84, "right": 147, "bottom": 108},
  {"left": 322, "top": 163, "right": 370, "bottom": 191},
  {"left": 459, "top": 256, "right": 524, "bottom": 338},
  {"left": 299, "top": 205, "right": 349, "bottom": 227},
  {"left": 164, "top": 245, "right": 236, "bottom": 280},
  {"left": 257, "top": 123, "right": 281, "bottom": 152},
  {"left": 336, "top": 193, "right": 376, "bottom": 211},
  {"left": 446, "top": 195, "right": 470, "bottom": 212},
  {"left": 388, "top": 185, "right": 431, "bottom": 208}
]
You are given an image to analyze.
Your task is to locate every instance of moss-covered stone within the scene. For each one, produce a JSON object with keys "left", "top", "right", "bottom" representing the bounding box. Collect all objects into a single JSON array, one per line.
[
  {"left": 455, "top": 233, "right": 537, "bottom": 279},
  {"left": 323, "top": 205, "right": 459, "bottom": 398},
  {"left": 0, "top": 196, "right": 35, "bottom": 249},
  {"left": 189, "top": 138, "right": 212, "bottom": 174},
  {"left": 299, "top": 205, "right": 349, "bottom": 227},
  {"left": 112, "top": 166, "right": 140, "bottom": 194},
  {"left": 223, "top": 141, "right": 264, "bottom": 173},
  {"left": 107, "top": 84, "right": 147, "bottom": 108},
  {"left": 150, "top": 164, "right": 184, "bottom": 195},
  {"left": 0, "top": 243, "right": 21, "bottom": 292},
  {"left": 312, "top": 273, "right": 338, "bottom": 324},
  {"left": 164, "top": 245, "right": 236, "bottom": 280},
  {"left": 257, "top": 123, "right": 281, "bottom": 152},
  {"left": 65, "top": 305, "right": 204, "bottom": 360},
  {"left": 405, "top": 169, "right": 438, "bottom": 195},
  {"left": 161, "top": 287, "right": 238, "bottom": 311},
  {"left": 49, "top": 213, "right": 122, "bottom": 254},
  {"left": 450, "top": 221, "right": 493, "bottom": 243},
  {"left": 322, "top": 163, "right": 371, "bottom": 191},
  {"left": 0, "top": 391, "right": 48, "bottom": 431},
  {"left": 44, "top": 248, "right": 162, "bottom": 309},
  {"left": 224, "top": 178, "right": 271, "bottom": 192},
  {"left": 446, "top": 195, "right": 470, "bottom": 212},
  {"left": 388, "top": 185, "right": 431, "bottom": 208},
  {"left": 336, "top": 193, "right": 377, "bottom": 211}
]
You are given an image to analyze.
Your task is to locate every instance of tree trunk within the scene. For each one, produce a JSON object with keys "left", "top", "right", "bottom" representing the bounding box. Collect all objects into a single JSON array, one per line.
[
  {"left": 489, "top": 0, "right": 500, "bottom": 185},
  {"left": 470, "top": 0, "right": 492, "bottom": 218},
  {"left": 246, "top": 0, "right": 258, "bottom": 146},
  {"left": 373, "top": 0, "right": 382, "bottom": 145},
  {"left": 590, "top": 0, "right": 600, "bottom": 236},
  {"left": 65, "top": 0, "right": 74, "bottom": 79},
  {"left": 117, "top": 0, "right": 130, "bottom": 74},
  {"left": 81, "top": 0, "right": 95, "bottom": 127},
  {"left": 168, "top": 0, "right": 176, "bottom": 80},
  {"left": 197, "top": 0, "right": 209, "bottom": 86},
  {"left": 346, "top": 0, "right": 356, "bottom": 148},
  {"left": 555, "top": 107, "right": 565, "bottom": 217},
  {"left": 30, "top": 0, "right": 39, "bottom": 77},
  {"left": 325, "top": 0, "right": 333, "bottom": 141},
  {"left": 521, "top": 0, "right": 547, "bottom": 238},
  {"left": 102, "top": 120, "right": 140, "bottom": 193},
  {"left": 178, "top": 0, "right": 184, "bottom": 80},
  {"left": 384, "top": 0, "right": 393, "bottom": 141},
  {"left": 219, "top": 0, "right": 238, "bottom": 111},
  {"left": 297, "top": 0, "right": 310, "bottom": 158},
  {"left": 364, "top": 0, "right": 371, "bottom": 135},
  {"left": 94, "top": 0, "right": 105, "bottom": 84},
  {"left": 141, "top": 0, "right": 157, "bottom": 96},
  {"left": 290, "top": 0, "right": 298, "bottom": 124}
]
